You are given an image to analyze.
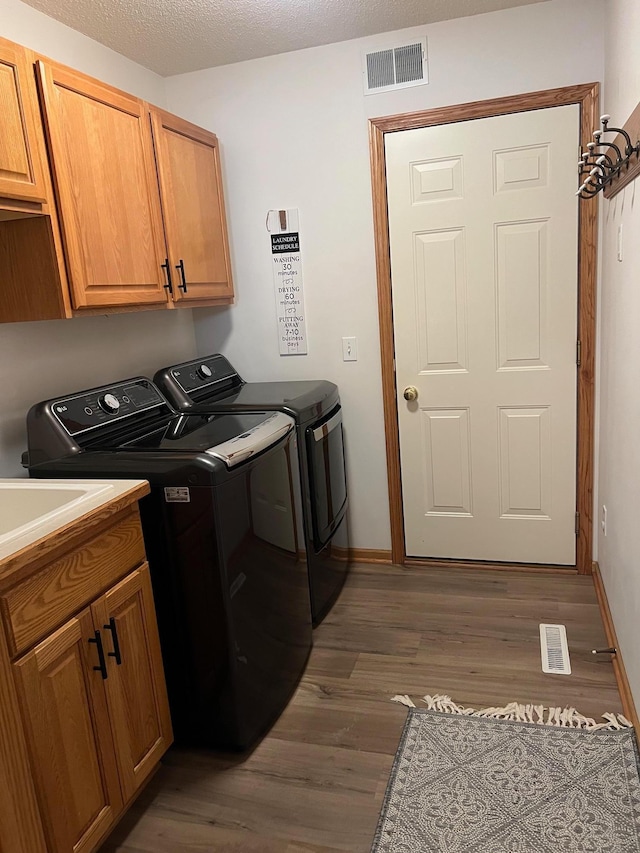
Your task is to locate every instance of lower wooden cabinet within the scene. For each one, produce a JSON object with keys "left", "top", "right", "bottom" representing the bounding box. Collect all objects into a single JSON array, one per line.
[
  {"left": 94, "top": 567, "right": 173, "bottom": 802},
  {"left": 15, "top": 609, "right": 124, "bottom": 853},
  {"left": 14, "top": 563, "right": 172, "bottom": 853},
  {"left": 0, "top": 491, "right": 172, "bottom": 853}
]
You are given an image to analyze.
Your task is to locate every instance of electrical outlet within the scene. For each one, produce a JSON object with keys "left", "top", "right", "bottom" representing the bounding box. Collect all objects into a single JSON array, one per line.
[
  {"left": 342, "top": 337, "right": 357, "bottom": 361},
  {"left": 601, "top": 505, "right": 607, "bottom": 536}
]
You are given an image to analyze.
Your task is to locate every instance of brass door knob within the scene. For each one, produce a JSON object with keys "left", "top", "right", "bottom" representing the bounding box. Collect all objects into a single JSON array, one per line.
[{"left": 403, "top": 386, "right": 418, "bottom": 402}]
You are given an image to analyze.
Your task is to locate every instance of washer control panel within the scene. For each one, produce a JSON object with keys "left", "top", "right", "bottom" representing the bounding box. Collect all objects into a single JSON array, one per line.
[{"left": 51, "top": 379, "right": 165, "bottom": 436}]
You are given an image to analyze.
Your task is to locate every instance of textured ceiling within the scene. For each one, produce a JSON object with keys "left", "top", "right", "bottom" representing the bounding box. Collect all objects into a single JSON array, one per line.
[{"left": 21, "top": 0, "right": 549, "bottom": 76}]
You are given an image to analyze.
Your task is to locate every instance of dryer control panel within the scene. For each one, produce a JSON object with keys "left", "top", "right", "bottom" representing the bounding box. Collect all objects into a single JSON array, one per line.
[
  {"left": 154, "top": 354, "right": 243, "bottom": 408},
  {"left": 169, "top": 354, "right": 238, "bottom": 394}
]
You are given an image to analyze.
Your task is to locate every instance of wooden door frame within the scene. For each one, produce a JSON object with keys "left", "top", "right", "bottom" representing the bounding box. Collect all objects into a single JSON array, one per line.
[{"left": 369, "top": 83, "right": 599, "bottom": 574}]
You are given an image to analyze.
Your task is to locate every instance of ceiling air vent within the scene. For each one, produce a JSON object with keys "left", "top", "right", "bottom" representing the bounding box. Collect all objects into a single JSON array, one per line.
[{"left": 363, "top": 38, "right": 428, "bottom": 95}]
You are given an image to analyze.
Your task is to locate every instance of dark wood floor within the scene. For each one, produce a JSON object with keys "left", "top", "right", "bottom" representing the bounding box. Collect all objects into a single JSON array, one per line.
[{"left": 100, "top": 562, "right": 622, "bottom": 852}]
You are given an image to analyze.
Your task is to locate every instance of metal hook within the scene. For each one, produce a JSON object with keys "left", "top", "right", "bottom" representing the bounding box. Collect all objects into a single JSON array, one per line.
[{"left": 577, "top": 111, "right": 640, "bottom": 199}]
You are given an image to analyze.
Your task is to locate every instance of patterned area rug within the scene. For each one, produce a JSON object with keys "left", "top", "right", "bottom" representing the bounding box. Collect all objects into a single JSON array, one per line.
[{"left": 372, "top": 695, "right": 640, "bottom": 853}]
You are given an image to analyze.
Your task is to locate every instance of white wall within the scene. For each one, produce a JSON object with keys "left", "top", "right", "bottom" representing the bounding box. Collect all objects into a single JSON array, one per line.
[
  {"left": 1, "top": 0, "right": 165, "bottom": 103},
  {"left": 597, "top": 0, "right": 640, "bottom": 706},
  {"left": 165, "top": 0, "right": 605, "bottom": 550},
  {"left": 0, "top": 0, "right": 198, "bottom": 477}
]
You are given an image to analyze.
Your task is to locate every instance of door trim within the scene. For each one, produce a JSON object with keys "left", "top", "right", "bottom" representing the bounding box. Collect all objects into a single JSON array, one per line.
[{"left": 369, "top": 83, "right": 599, "bottom": 573}]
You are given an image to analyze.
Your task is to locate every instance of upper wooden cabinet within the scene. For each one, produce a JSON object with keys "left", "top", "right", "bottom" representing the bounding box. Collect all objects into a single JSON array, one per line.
[
  {"left": 36, "top": 61, "right": 170, "bottom": 310},
  {"left": 0, "top": 39, "right": 235, "bottom": 322},
  {"left": 0, "top": 38, "right": 48, "bottom": 205},
  {"left": 150, "top": 108, "right": 234, "bottom": 303}
]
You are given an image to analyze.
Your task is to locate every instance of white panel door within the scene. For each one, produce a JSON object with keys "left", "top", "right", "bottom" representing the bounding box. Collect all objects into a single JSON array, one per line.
[{"left": 386, "top": 105, "right": 579, "bottom": 564}]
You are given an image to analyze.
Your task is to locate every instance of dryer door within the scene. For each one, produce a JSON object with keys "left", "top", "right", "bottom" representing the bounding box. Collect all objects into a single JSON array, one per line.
[{"left": 306, "top": 406, "right": 348, "bottom": 550}]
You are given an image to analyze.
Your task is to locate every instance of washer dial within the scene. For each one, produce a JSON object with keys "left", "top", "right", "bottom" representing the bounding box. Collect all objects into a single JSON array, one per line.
[{"left": 98, "top": 393, "right": 121, "bottom": 414}]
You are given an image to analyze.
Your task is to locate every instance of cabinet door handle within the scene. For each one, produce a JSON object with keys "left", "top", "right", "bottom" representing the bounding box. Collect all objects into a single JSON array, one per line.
[
  {"left": 103, "top": 617, "right": 122, "bottom": 665},
  {"left": 88, "top": 630, "right": 108, "bottom": 679},
  {"left": 161, "top": 258, "right": 174, "bottom": 295},
  {"left": 175, "top": 259, "right": 188, "bottom": 293}
]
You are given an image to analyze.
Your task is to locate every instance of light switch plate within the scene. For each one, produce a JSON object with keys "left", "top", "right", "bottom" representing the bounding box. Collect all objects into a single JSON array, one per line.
[{"left": 342, "top": 337, "right": 357, "bottom": 361}]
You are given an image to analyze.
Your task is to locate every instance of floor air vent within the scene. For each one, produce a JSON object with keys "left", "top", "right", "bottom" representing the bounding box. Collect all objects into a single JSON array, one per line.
[
  {"left": 539, "top": 624, "right": 572, "bottom": 675},
  {"left": 363, "top": 39, "right": 428, "bottom": 95}
]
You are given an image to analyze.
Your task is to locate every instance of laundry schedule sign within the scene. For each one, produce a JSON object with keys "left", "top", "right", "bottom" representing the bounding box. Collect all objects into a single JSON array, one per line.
[{"left": 268, "top": 208, "right": 308, "bottom": 356}]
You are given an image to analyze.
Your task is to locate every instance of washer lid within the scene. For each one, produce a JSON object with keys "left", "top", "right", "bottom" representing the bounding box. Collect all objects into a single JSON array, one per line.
[
  {"left": 205, "top": 411, "right": 294, "bottom": 468},
  {"left": 112, "top": 410, "right": 293, "bottom": 460}
]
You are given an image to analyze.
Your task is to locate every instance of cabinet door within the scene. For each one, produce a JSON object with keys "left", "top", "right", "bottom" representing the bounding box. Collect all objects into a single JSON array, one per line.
[
  {"left": 0, "top": 39, "right": 48, "bottom": 204},
  {"left": 150, "top": 108, "right": 234, "bottom": 303},
  {"left": 13, "top": 610, "right": 123, "bottom": 853},
  {"left": 0, "top": 615, "right": 47, "bottom": 853},
  {"left": 36, "top": 60, "right": 169, "bottom": 309},
  {"left": 93, "top": 564, "right": 173, "bottom": 802}
]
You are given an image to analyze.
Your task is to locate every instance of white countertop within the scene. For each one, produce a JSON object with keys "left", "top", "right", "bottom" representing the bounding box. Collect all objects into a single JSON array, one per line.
[{"left": 0, "top": 478, "right": 149, "bottom": 563}]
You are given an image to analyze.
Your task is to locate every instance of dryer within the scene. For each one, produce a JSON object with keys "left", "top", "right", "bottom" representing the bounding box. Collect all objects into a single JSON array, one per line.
[
  {"left": 154, "top": 354, "right": 350, "bottom": 624},
  {"left": 24, "top": 377, "right": 312, "bottom": 750}
]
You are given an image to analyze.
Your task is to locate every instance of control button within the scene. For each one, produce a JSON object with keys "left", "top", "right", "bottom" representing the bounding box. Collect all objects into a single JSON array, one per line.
[
  {"left": 122, "top": 395, "right": 130, "bottom": 404},
  {"left": 98, "top": 393, "right": 120, "bottom": 414},
  {"left": 197, "top": 364, "right": 213, "bottom": 380},
  {"left": 84, "top": 406, "right": 93, "bottom": 416}
]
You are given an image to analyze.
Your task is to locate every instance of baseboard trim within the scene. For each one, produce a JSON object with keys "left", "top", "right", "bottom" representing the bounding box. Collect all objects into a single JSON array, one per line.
[
  {"left": 333, "top": 547, "right": 393, "bottom": 564},
  {"left": 404, "top": 557, "right": 578, "bottom": 574},
  {"left": 592, "top": 561, "right": 639, "bottom": 728}
]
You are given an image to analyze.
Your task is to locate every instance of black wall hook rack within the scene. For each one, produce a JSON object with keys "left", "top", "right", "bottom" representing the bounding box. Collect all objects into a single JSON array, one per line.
[{"left": 578, "top": 108, "right": 640, "bottom": 200}]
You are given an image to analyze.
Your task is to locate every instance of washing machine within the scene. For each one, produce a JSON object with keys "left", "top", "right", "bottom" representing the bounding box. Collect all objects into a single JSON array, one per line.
[
  {"left": 23, "top": 377, "right": 312, "bottom": 750},
  {"left": 154, "top": 354, "right": 350, "bottom": 625}
]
